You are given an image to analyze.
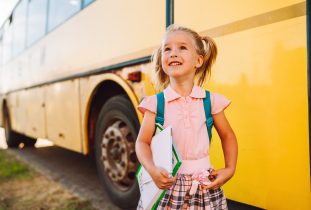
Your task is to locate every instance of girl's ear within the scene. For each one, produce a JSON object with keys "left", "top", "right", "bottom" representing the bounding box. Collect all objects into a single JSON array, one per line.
[{"left": 195, "top": 55, "right": 204, "bottom": 68}]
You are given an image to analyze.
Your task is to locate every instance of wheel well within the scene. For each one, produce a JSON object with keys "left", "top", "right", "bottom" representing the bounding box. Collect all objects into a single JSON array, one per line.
[
  {"left": 87, "top": 81, "right": 130, "bottom": 155},
  {"left": 1, "top": 99, "right": 7, "bottom": 122}
]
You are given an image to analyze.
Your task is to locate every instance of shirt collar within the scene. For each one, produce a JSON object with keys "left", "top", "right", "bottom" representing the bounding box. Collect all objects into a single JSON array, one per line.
[{"left": 163, "top": 85, "right": 206, "bottom": 102}]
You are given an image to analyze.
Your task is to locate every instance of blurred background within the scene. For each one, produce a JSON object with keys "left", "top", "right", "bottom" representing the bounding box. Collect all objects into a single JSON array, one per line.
[{"left": 0, "top": 1, "right": 19, "bottom": 26}]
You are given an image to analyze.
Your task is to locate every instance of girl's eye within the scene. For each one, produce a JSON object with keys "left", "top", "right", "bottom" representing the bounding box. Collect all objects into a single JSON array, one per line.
[
  {"left": 164, "top": 47, "right": 171, "bottom": 52},
  {"left": 180, "top": 46, "right": 187, "bottom": 50}
]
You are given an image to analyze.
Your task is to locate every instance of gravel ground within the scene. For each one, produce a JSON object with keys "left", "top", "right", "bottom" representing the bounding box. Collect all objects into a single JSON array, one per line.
[{"left": 0, "top": 128, "right": 121, "bottom": 210}]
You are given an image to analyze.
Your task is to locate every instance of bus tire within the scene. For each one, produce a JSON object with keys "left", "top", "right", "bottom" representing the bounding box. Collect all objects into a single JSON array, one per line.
[
  {"left": 3, "top": 106, "right": 22, "bottom": 148},
  {"left": 22, "top": 136, "right": 37, "bottom": 147},
  {"left": 95, "top": 95, "right": 140, "bottom": 208}
]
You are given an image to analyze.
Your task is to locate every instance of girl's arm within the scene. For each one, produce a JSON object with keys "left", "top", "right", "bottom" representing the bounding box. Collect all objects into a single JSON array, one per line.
[
  {"left": 135, "top": 110, "right": 175, "bottom": 189},
  {"left": 205, "top": 110, "right": 238, "bottom": 190}
]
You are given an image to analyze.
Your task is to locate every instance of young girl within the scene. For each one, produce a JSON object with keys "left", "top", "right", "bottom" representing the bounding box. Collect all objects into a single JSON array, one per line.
[{"left": 135, "top": 24, "right": 238, "bottom": 210}]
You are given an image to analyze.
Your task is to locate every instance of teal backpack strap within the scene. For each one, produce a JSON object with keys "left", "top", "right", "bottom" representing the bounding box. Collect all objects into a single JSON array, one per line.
[
  {"left": 203, "top": 90, "right": 213, "bottom": 142},
  {"left": 156, "top": 92, "right": 165, "bottom": 126}
]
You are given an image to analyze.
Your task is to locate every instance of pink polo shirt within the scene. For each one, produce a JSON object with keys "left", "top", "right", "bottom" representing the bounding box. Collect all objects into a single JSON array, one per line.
[{"left": 138, "top": 85, "right": 231, "bottom": 172}]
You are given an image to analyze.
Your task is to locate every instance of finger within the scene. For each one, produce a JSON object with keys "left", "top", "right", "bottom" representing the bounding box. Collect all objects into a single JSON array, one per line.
[
  {"left": 200, "top": 185, "right": 206, "bottom": 190},
  {"left": 159, "top": 183, "right": 170, "bottom": 189},
  {"left": 205, "top": 180, "right": 220, "bottom": 189},
  {"left": 159, "top": 182, "right": 171, "bottom": 189},
  {"left": 169, "top": 175, "right": 176, "bottom": 181},
  {"left": 210, "top": 170, "right": 218, "bottom": 177},
  {"left": 208, "top": 170, "right": 218, "bottom": 181},
  {"left": 160, "top": 169, "right": 171, "bottom": 178},
  {"left": 165, "top": 176, "right": 176, "bottom": 184},
  {"left": 212, "top": 185, "right": 220, "bottom": 190},
  {"left": 201, "top": 184, "right": 212, "bottom": 190},
  {"left": 164, "top": 181, "right": 175, "bottom": 189},
  {"left": 211, "top": 182, "right": 221, "bottom": 190},
  {"left": 161, "top": 176, "right": 175, "bottom": 184},
  {"left": 165, "top": 178, "right": 175, "bottom": 185}
]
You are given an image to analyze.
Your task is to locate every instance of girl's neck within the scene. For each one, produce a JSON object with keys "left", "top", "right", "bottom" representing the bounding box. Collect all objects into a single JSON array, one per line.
[{"left": 169, "top": 80, "right": 194, "bottom": 97}]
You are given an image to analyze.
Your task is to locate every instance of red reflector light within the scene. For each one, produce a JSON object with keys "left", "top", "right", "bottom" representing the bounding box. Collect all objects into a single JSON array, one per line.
[{"left": 127, "top": 71, "right": 141, "bottom": 82}]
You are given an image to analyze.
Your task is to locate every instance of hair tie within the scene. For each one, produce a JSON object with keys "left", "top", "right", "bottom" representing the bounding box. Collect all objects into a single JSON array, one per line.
[{"left": 201, "top": 37, "right": 209, "bottom": 54}]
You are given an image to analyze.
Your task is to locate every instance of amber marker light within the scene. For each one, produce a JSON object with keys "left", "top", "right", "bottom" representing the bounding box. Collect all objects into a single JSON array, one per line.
[{"left": 127, "top": 71, "right": 141, "bottom": 82}]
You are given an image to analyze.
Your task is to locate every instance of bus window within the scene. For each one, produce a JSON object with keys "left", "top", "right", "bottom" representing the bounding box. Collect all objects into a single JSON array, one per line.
[
  {"left": 12, "top": 0, "right": 27, "bottom": 57},
  {"left": 27, "top": 0, "right": 48, "bottom": 47},
  {"left": 0, "top": 29, "right": 3, "bottom": 66},
  {"left": 82, "top": 0, "right": 95, "bottom": 8},
  {"left": 47, "top": 0, "right": 81, "bottom": 31},
  {"left": 3, "top": 19, "right": 13, "bottom": 64}
]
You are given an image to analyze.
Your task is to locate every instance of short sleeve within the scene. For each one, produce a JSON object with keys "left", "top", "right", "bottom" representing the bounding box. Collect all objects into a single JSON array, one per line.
[
  {"left": 137, "top": 95, "right": 157, "bottom": 115},
  {"left": 210, "top": 92, "right": 231, "bottom": 114}
]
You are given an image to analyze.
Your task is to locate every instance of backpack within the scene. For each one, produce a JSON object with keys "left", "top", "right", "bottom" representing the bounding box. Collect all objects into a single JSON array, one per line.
[{"left": 155, "top": 90, "right": 214, "bottom": 143}]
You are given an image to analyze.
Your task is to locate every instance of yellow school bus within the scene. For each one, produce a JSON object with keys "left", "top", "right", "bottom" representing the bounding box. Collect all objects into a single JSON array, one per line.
[{"left": 0, "top": 0, "right": 310, "bottom": 209}]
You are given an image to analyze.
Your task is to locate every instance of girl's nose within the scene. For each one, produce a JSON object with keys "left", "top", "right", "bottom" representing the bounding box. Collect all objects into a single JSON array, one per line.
[{"left": 170, "top": 48, "right": 178, "bottom": 58}]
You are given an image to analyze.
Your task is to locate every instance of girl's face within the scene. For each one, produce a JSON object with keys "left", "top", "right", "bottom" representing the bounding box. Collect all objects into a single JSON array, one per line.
[{"left": 161, "top": 31, "right": 203, "bottom": 82}]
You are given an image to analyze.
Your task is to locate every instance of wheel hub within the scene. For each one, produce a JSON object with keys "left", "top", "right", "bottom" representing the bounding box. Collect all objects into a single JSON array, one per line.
[
  {"left": 110, "top": 146, "right": 121, "bottom": 161},
  {"left": 101, "top": 120, "right": 137, "bottom": 190}
]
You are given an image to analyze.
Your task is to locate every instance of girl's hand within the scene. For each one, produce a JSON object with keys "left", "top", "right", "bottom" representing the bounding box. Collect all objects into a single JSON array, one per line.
[
  {"left": 150, "top": 167, "right": 176, "bottom": 189},
  {"left": 201, "top": 168, "right": 235, "bottom": 190}
]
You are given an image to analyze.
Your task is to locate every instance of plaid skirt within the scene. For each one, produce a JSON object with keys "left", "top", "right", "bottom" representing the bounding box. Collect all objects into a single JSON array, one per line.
[{"left": 137, "top": 174, "right": 228, "bottom": 210}]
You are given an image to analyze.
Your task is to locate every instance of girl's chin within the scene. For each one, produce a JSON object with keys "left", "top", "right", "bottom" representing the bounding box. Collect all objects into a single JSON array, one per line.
[
  {"left": 167, "top": 67, "right": 183, "bottom": 73},
  {"left": 168, "top": 66, "right": 182, "bottom": 69},
  {"left": 168, "top": 73, "right": 188, "bottom": 79},
  {"left": 166, "top": 70, "right": 182, "bottom": 76}
]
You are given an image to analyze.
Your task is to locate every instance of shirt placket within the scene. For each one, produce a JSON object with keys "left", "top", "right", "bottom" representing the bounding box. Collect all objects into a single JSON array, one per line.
[
  {"left": 182, "top": 97, "right": 191, "bottom": 128},
  {"left": 182, "top": 96, "right": 192, "bottom": 159}
]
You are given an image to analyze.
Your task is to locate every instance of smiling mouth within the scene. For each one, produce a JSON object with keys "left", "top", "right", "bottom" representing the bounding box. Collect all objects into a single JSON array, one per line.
[{"left": 169, "top": 61, "right": 182, "bottom": 66}]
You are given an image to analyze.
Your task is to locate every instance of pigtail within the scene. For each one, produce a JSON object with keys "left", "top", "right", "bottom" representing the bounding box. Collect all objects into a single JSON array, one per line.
[
  {"left": 152, "top": 47, "right": 169, "bottom": 91},
  {"left": 196, "top": 36, "right": 218, "bottom": 86}
]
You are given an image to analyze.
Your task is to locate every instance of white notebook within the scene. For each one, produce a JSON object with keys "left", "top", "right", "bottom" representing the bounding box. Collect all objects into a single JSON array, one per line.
[{"left": 136, "top": 125, "right": 182, "bottom": 210}]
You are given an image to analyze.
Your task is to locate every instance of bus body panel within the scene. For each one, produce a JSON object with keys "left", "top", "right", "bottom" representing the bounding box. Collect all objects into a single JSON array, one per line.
[
  {"left": 1, "top": 49, "right": 30, "bottom": 93},
  {"left": 45, "top": 80, "right": 82, "bottom": 153},
  {"left": 22, "top": 87, "right": 46, "bottom": 138},
  {"left": 175, "top": 0, "right": 304, "bottom": 32},
  {"left": 173, "top": 1, "right": 310, "bottom": 209},
  {"left": 211, "top": 17, "right": 309, "bottom": 210},
  {"left": 7, "top": 91, "right": 27, "bottom": 134}
]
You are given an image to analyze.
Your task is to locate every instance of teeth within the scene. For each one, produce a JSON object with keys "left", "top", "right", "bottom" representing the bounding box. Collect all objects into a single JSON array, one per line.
[{"left": 170, "top": 62, "right": 181, "bottom": 66}]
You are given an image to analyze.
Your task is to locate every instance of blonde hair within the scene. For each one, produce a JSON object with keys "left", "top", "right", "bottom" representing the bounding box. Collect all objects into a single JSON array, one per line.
[{"left": 152, "top": 24, "right": 218, "bottom": 91}]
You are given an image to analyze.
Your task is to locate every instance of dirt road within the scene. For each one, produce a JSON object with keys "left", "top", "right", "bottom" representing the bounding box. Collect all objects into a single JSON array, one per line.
[{"left": 0, "top": 128, "right": 121, "bottom": 210}]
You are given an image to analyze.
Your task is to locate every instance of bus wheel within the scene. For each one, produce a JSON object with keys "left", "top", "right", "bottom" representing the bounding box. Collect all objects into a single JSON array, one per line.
[
  {"left": 22, "top": 136, "right": 37, "bottom": 147},
  {"left": 3, "top": 106, "right": 22, "bottom": 148},
  {"left": 95, "top": 95, "right": 140, "bottom": 208}
]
